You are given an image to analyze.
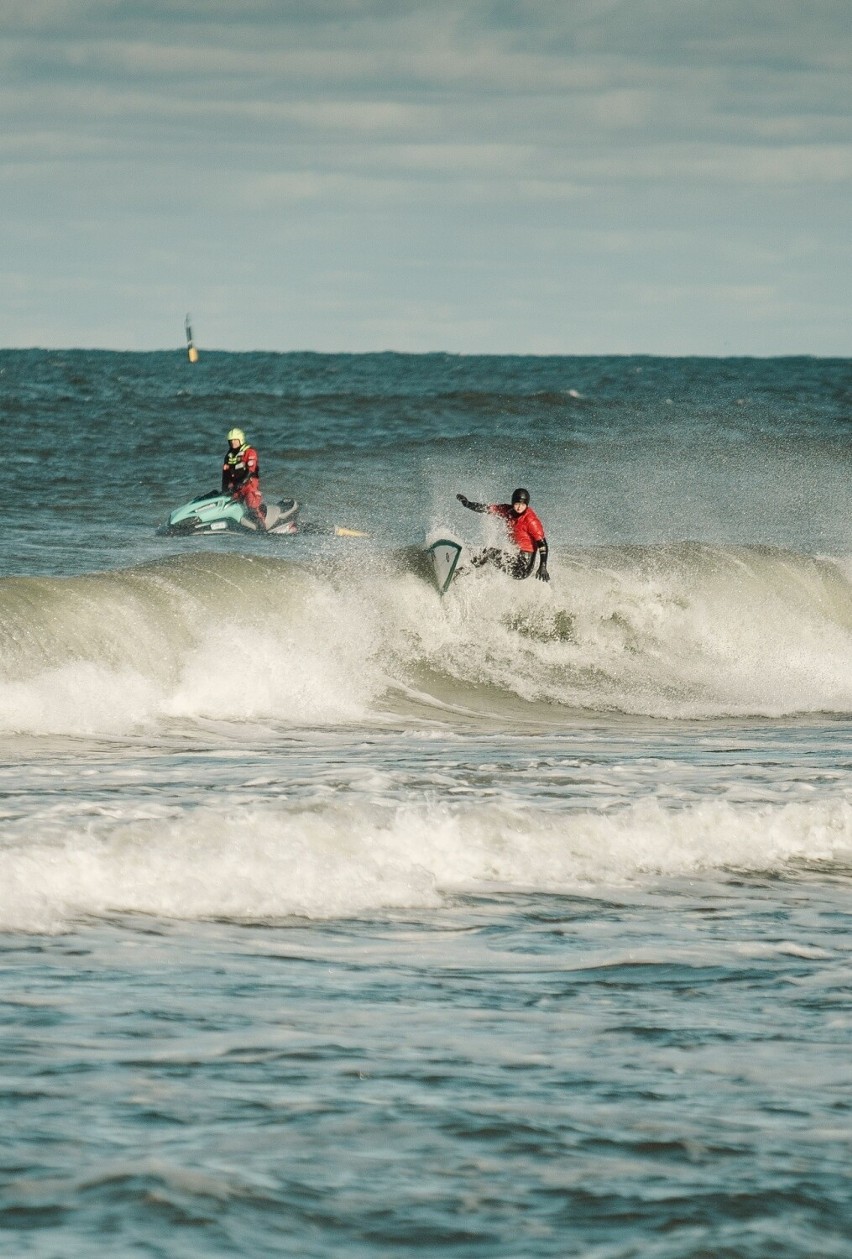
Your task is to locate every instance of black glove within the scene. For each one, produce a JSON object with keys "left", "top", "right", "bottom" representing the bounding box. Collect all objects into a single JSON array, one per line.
[
  {"left": 536, "top": 563, "right": 550, "bottom": 583},
  {"left": 457, "top": 493, "right": 470, "bottom": 507}
]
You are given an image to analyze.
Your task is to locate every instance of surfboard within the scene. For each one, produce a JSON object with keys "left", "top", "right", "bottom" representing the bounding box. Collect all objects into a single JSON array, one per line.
[{"left": 426, "top": 535, "right": 463, "bottom": 595}]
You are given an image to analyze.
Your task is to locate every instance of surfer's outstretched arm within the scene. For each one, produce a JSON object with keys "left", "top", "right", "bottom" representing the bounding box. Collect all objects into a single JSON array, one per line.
[{"left": 457, "top": 493, "right": 489, "bottom": 513}]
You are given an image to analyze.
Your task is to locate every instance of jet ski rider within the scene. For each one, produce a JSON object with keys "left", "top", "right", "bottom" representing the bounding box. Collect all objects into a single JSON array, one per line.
[
  {"left": 456, "top": 487, "right": 550, "bottom": 582},
  {"left": 222, "top": 428, "right": 267, "bottom": 531}
]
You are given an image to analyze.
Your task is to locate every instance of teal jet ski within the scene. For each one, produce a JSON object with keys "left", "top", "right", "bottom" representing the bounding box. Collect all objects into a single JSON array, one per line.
[{"left": 157, "top": 490, "right": 300, "bottom": 537}]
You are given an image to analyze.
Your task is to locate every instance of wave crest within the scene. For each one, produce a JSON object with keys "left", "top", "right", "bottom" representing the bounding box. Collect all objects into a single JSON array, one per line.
[{"left": 2, "top": 544, "right": 852, "bottom": 734}]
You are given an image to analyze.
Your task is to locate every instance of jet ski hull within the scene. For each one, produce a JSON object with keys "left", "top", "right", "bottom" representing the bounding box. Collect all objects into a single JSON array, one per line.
[{"left": 157, "top": 491, "right": 299, "bottom": 537}]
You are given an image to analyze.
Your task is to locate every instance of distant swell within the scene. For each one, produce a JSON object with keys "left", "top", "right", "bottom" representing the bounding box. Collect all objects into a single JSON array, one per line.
[{"left": 2, "top": 544, "right": 852, "bottom": 736}]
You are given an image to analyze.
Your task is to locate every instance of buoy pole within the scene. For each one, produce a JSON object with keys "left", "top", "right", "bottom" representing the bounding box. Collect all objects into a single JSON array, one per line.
[{"left": 185, "top": 313, "right": 199, "bottom": 363}]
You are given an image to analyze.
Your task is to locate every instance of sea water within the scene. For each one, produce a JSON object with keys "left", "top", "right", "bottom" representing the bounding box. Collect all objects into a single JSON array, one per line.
[{"left": 0, "top": 350, "right": 850, "bottom": 1257}]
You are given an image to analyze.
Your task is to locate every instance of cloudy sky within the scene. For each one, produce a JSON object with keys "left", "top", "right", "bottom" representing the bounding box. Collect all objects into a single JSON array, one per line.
[{"left": 1, "top": 1, "right": 849, "bottom": 354}]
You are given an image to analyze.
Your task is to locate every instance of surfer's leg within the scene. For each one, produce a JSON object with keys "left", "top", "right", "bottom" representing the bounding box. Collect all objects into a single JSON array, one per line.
[
  {"left": 509, "top": 551, "right": 536, "bottom": 580},
  {"left": 471, "top": 547, "right": 503, "bottom": 570},
  {"left": 488, "top": 549, "right": 533, "bottom": 577}
]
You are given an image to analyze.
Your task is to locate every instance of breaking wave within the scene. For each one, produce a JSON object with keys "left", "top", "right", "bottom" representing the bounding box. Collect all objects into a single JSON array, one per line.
[
  {"left": 2, "top": 543, "right": 852, "bottom": 736},
  {"left": 1, "top": 794, "right": 850, "bottom": 933}
]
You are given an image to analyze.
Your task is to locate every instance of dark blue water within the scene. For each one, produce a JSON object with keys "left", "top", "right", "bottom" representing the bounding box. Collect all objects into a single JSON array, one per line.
[{"left": 2, "top": 349, "right": 851, "bottom": 577}]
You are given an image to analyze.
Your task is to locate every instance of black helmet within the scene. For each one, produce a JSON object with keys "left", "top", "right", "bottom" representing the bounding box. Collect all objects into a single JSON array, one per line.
[{"left": 511, "top": 488, "right": 530, "bottom": 505}]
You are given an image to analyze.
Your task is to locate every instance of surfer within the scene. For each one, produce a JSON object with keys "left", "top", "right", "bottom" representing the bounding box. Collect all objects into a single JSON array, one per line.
[
  {"left": 222, "top": 428, "right": 267, "bottom": 531},
  {"left": 456, "top": 488, "right": 550, "bottom": 582}
]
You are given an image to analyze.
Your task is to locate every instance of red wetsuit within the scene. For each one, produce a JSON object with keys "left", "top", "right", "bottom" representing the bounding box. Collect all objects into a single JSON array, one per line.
[
  {"left": 222, "top": 443, "right": 264, "bottom": 516},
  {"left": 489, "top": 503, "right": 546, "bottom": 553},
  {"left": 457, "top": 493, "right": 550, "bottom": 580}
]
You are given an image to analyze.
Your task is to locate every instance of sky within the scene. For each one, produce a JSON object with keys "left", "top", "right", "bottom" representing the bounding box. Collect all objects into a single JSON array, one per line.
[{"left": 1, "top": 0, "right": 850, "bottom": 355}]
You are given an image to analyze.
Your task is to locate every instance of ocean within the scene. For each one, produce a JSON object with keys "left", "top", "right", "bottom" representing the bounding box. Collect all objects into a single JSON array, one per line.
[{"left": 1, "top": 349, "right": 850, "bottom": 1257}]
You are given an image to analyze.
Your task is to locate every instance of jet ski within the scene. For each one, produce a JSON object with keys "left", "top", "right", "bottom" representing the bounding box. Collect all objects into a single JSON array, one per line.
[{"left": 157, "top": 489, "right": 300, "bottom": 536}]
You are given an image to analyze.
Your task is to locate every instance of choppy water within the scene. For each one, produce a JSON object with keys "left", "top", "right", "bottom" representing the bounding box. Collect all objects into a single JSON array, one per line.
[{"left": 1, "top": 350, "right": 850, "bottom": 1256}]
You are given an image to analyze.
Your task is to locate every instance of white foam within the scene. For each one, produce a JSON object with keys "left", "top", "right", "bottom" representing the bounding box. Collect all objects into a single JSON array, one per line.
[
  {"left": 1, "top": 796, "right": 849, "bottom": 933},
  {"left": 385, "top": 542, "right": 852, "bottom": 718},
  {"left": 0, "top": 560, "right": 384, "bottom": 735},
  {"left": 0, "top": 663, "right": 165, "bottom": 736}
]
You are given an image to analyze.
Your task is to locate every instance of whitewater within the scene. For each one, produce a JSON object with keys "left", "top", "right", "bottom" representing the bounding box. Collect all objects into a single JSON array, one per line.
[{"left": 1, "top": 350, "right": 850, "bottom": 1257}]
